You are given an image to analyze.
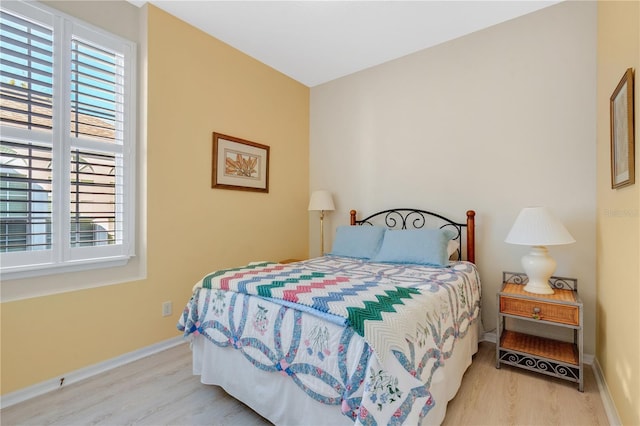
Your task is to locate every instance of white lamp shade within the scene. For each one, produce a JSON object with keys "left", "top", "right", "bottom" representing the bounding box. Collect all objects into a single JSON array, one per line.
[
  {"left": 505, "top": 207, "right": 575, "bottom": 246},
  {"left": 308, "top": 190, "right": 335, "bottom": 211}
]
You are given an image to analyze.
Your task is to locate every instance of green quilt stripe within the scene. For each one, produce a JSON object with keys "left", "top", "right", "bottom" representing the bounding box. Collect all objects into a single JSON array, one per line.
[
  {"left": 347, "top": 286, "right": 421, "bottom": 336},
  {"left": 201, "top": 262, "right": 276, "bottom": 289},
  {"left": 255, "top": 271, "right": 326, "bottom": 297}
]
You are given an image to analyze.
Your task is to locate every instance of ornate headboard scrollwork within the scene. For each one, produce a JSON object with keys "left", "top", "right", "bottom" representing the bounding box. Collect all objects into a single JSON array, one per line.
[{"left": 349, "top": 208, "right": 476, "bottom": 263}]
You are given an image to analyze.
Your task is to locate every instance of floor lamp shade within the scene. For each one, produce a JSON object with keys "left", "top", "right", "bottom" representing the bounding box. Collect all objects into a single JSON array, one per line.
[
  {"left": 308, "top": 190, "right": 335, "bottom": 212},
  {"left": 308, "top": 190, "right": 335, "bottom": 255},
  {"left": 505, "top": 207, "right": 575, "bottom": 294}
]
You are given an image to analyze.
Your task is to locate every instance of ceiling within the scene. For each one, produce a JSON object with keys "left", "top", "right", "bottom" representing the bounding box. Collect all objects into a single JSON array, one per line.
[{"left": 132, "top": 1, "right": 561, "bottom": 87}]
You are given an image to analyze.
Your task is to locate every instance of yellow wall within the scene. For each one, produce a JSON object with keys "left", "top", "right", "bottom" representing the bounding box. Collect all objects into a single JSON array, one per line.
[
  {"left": 596, "top": 1, "right": 640, "bottom": 425},
  {"left": 0, "top": 3, "right": 309, "bottom": 395}
]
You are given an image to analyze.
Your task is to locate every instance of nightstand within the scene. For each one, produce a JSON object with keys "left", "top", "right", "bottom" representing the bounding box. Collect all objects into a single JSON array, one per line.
[
  {"left": 279, "top": 258, "right": 302, "bottom": 264},
  {"left": 496, "top": 271, "right": 583, "bottom": 391}
]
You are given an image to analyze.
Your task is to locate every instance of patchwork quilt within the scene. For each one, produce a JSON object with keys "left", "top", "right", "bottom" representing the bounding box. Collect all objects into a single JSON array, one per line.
[{"left": 178, "top": 256, "right": 481, "bottom": 425}]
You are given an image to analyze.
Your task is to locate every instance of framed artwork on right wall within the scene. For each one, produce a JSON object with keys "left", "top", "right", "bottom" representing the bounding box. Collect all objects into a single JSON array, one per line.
[{"left": 610, "top": 67, "right": 635, "bottom": 189}]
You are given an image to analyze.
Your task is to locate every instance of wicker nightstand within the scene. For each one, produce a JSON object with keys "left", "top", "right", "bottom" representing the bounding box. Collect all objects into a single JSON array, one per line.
[
  {"left": 279, "top": 258, "right": 302, "bottom": 264},
  {"left": 496, "top": 271, "right": 583, "bottom": 391}
]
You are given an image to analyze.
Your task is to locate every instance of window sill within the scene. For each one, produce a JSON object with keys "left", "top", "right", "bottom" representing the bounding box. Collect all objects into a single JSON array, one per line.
[{"left": 0, "top": 256, "right": 145, "bottom": 302}]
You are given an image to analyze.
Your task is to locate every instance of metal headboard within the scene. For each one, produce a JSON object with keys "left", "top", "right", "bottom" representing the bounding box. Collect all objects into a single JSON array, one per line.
[{"left": 349, "top": 208, "right": 476, "bottom": 263}]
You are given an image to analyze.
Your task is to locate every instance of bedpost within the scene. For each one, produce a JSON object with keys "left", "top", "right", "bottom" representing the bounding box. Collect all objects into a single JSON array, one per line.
[
  {"left": 466, "top": 210, "right": 475, "bottom": 264},
  {"left": 350, "top": 210, "right": 357, "bottom": 226}
]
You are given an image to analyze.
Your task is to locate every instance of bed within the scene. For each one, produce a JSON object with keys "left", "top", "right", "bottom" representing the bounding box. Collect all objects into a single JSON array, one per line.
[{"left": 178, "top": 208, "right": 481, "bottom": 425}]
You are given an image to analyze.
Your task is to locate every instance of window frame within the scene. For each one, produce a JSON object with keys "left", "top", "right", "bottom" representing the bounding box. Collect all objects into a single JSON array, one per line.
[{"left": 0, "top": 0, "right": 137, "bottom": 281}]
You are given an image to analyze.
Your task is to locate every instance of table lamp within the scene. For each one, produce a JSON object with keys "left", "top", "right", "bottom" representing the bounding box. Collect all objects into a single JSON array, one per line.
[{"left": 505, "top": 207, "right": 575, "bottom": 294}]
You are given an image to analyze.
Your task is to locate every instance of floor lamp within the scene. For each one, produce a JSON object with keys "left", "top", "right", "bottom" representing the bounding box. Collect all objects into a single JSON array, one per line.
[{"left": 308, "top": 190, "right": 335, "bottom": 255}]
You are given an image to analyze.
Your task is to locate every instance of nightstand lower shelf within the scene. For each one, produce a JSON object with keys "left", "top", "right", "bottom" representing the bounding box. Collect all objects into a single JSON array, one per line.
[
  {"left": 500, "top": 330, "right": 579, "bottom": 365},
  {"left": 498, "top": 330, "right": 581, "bottom": 387}
]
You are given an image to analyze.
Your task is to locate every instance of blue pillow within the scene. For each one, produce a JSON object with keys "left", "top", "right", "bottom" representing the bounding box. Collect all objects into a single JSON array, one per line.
[
  {"left": 330, "top": 226, "right": 386, "bottom": 259},
  {"left": 372, "top": 228, "right": 456, "bottom": 266}
]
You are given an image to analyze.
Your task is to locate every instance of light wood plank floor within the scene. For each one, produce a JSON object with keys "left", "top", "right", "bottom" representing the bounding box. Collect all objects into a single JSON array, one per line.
[
  {"left": 1, "top": 341, "right": 609, "bottom": 425},
  {"left": 442, "top": 342, "right": 609, "bottom": 426}
]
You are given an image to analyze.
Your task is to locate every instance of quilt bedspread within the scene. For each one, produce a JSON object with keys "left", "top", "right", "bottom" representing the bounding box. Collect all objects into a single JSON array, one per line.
[{"left": 178, "top": 256, "right": 481, "bottom": 425}]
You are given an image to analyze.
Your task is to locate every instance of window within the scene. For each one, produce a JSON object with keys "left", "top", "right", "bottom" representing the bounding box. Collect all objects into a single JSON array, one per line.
[{"left": 0, "top": 1, "right": 136, "bottom": 279}]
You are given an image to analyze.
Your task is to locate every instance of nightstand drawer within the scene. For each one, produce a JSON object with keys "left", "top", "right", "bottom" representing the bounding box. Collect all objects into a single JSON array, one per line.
[{"left": 500, "top": 296, "right": 579, "bottom": 325}]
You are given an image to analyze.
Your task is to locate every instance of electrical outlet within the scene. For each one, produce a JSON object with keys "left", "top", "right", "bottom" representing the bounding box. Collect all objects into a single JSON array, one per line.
[{"left": 162, "top": 301, "right": 172, "bottom": 317}]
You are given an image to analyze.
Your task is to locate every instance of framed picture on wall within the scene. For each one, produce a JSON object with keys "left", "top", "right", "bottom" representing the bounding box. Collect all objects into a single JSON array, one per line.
[
  {"left": 212, "top": 132, "right": 270, "bottom": 192},
  {"left": 610, "top": 68, "right": 635, "bottom": 189}
]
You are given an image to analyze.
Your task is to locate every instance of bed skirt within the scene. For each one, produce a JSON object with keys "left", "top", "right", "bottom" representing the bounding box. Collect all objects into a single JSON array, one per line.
[{"left": 191, "top": 320, "right": 479, "bottom": 425}]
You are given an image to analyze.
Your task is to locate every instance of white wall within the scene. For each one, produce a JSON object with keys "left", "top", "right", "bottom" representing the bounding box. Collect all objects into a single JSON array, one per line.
[{"left": 309, "top": 1, "right": 597, "bottom": 353}]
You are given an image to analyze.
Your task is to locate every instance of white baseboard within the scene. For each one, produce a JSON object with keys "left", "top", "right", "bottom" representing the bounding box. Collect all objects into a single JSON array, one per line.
[
  {"left": 592, "top": 357, "right": 622, "bottom": 426},
  {"left": 0, "top": 336, "right": 186, "bottom": 410},
  {"left": 482, "top": 331, "right": 497, "bottom": 343}
]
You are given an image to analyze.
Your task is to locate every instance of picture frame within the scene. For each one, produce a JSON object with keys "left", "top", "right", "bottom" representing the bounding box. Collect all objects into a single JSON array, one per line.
[
  {"left": 610, "top": 68, "right": 635, "bottom": 189},
  {"left": 212, "top": 132, "right": 269, "bottom": 193}
]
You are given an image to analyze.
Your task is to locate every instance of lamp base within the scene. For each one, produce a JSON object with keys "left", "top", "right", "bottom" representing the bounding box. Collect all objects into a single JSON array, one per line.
[
  {"left": 523, "top": 281, "right": 555, "bottom": 295},
  {"left": 521, "top": 246, "right": 556, "bottom": 295}
]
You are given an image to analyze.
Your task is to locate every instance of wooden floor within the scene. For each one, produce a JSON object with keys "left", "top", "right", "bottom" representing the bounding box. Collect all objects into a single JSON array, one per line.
[
  {"left": 442, "top": 342, "right": 609, "bottom": 426},
  {"left": 1, "top": 341, "right": 609, "bottom": 425}
]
